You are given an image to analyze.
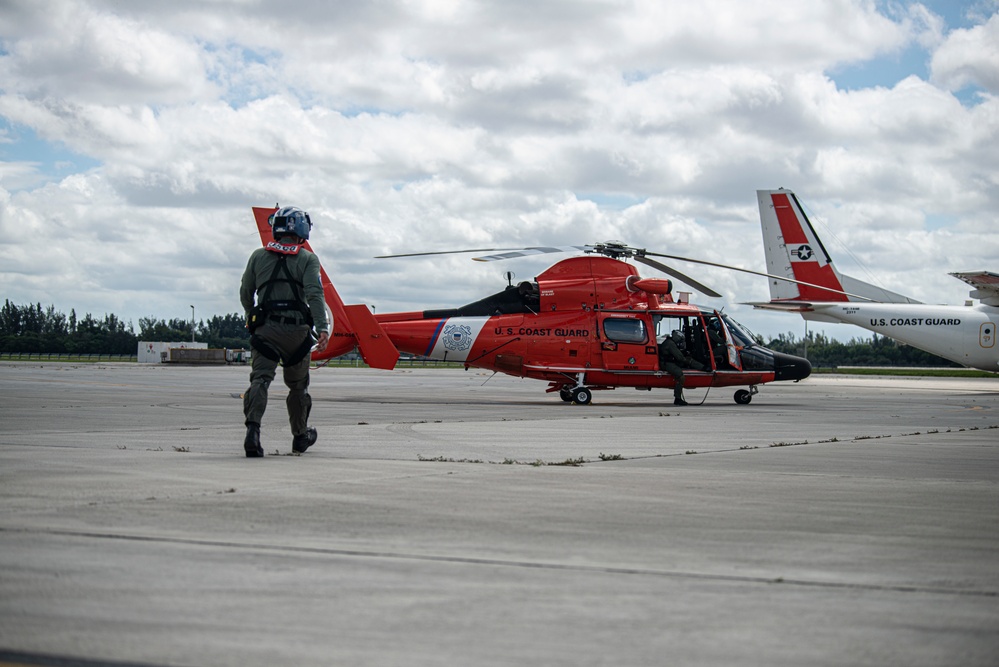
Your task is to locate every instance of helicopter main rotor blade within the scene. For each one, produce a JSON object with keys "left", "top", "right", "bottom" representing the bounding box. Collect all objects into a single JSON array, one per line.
[
  {"left": 376, "top": 245, "right": 594, "bottom": 260},
  {"left": 472, "top": 246, "right": 592, "bottom": 262},
  {"left": 644, "top": 251, "right": 875, "bottom": 302},
  {"left": 633, "top": 256, "right": 723, "bottom": 298},
  {"left": 375, "top": 248, "right": 526, "bottom": 259}
]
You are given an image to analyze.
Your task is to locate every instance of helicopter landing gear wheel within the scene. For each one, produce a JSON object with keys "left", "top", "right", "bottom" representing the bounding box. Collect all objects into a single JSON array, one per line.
[
  {"left": 571, "top": 387, "right": 593, "bottom": 405},
  {"left": 734, "top": 386, "right": 757, "bottom": 405},
  {"left": 559, "top": 387, "right": 573, "bottom": 402}
]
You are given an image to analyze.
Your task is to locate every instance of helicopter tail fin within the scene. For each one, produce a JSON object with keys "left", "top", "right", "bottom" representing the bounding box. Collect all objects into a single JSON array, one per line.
[
  {"left": 756, "top": 190, "right": 919, "bottom": 304},
  {"left": 251, "top": 207, "right": 399, "bottom": 370}
]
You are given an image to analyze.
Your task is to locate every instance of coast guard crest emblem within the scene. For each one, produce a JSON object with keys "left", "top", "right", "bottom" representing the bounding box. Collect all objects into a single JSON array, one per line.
[{"left": 442, "top": 323, "right": 473, "bottom": 352}]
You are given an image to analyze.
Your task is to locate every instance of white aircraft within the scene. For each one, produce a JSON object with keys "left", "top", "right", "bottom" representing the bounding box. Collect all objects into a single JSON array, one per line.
[{"left": 751, "top": 188, "right": 998, "bottom": 372}]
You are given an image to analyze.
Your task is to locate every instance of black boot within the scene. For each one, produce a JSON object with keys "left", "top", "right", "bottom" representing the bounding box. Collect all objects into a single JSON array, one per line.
[
  {"left": 244, "top": 422, "right": 263, "bottom": 458},
  {"left": 673, "top": 393, "right": 688, "bottom": 406},
  {"left": 292, "top": 427, "right": 318, "bottom": 454}
]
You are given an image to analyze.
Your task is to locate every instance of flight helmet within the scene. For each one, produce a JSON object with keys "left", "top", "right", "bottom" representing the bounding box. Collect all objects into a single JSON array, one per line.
[{"left": 269, "top": 206, "right": 312, "bottom": 240}]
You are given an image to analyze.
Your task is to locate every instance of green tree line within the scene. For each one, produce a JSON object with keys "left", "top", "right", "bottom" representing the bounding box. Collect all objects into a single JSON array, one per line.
[
  {"left": 0, "top": 300, "right": 250, "bottom": 355},
  {"left": 761, "top": 330, "right": 960, "bottom": 368}
]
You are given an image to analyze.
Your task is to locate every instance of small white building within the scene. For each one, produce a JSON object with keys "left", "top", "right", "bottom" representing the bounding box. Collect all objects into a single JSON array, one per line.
[{"left": 138, "top": 341, "right": 208, "bottom": 364}]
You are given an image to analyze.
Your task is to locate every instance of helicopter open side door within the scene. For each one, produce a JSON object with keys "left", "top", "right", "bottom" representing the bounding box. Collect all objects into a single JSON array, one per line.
[{"left": 711, "top": 310, "right": 743, "bottom": 371}]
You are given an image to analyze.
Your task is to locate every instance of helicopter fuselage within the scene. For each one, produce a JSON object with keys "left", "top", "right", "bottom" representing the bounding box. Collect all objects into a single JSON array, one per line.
[{"left": 368, "top": 256, "right": 810, "bottom": 402}]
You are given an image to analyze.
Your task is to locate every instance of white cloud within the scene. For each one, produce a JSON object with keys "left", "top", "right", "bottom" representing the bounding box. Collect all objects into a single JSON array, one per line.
[
  {"left": 0, "top": 160, "right": 46, "bottom": 191},
  {"left": 0, "top": 1, "right": 213, "bottom": 105},
  {"left": 930, "top": 12, "right": 999, "bottom": 93}
]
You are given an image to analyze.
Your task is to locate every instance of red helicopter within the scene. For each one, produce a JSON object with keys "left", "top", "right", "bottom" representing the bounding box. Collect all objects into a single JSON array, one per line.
[{"left": 251, "top": 207, "right": 811, "bottom": 404}]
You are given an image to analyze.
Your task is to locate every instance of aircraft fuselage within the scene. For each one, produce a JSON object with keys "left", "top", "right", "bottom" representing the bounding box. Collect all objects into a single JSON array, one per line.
[{"left": 805, "top": 303, "right": 998, "bottom": 371}]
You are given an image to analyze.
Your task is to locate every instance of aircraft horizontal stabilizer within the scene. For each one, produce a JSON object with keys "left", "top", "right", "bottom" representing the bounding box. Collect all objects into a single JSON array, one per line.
[
  {"left": 746, "top": 301, "right": 815, "bottom": 313},
  {"left": 343, "top": 304, "right": 400, "bottom": 370},
  {"left": 950, "top": 271, "right": 999, "bottom": 306},
  {"left": 747, "top": 300, "right": 844, "bottom": 323}
]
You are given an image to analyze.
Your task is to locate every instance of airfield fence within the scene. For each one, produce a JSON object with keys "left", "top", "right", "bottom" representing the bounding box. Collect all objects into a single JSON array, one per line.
[
  {"left": 0, "top": 352, "right": 138, "bottom": 362},
  {"left": 322, "top": 357, "right": 464, "bottom": 369},
  {"left": 0, "top": 352, "right": 460, "bottom": 368}
]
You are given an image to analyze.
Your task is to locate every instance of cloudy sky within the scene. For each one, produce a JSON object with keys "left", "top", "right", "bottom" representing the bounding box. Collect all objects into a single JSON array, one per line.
[{"left": 1, "top": 0, "right": 997, "bottom": 342}]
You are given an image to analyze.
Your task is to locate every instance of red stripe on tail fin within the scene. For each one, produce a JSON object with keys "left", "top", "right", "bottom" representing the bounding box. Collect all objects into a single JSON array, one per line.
[{"left": 769, "top": 193, "right": 849, "bottom": 302}]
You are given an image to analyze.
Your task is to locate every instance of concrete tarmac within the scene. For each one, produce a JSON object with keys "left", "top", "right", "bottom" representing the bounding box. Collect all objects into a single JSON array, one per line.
[{"left": 1, "top": 362, "right": 997, "bottom": 666}]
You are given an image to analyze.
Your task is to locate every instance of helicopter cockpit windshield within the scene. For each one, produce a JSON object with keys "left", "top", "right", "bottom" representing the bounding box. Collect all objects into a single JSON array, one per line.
[
  {"left": 719, "top": 314, "right": 758, "bottom": 348},
  {"left": 716, "top": 312, "right": 779, "bottom": 372}
]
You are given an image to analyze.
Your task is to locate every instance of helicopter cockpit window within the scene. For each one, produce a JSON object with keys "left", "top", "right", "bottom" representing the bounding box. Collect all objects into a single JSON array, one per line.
[
  {"left": 720, "top": 314, "right": 758, "bottom": 348},
  {"left": 654, "top": 316, "right": 688, "bottom": 343},
  {"left": 603, "top": 318, "right": 648, "bottom": 344}
]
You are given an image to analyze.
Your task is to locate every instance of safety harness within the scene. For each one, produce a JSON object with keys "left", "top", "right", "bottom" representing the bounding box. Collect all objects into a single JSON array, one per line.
[{"left": 248, "top": 241, "right": 317, "bottom": 366}]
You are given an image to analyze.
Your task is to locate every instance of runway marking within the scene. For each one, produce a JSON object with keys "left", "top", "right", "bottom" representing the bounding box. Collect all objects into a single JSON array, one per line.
[{"left": 4, "top": 526, "right": 996, "bottom": 599}]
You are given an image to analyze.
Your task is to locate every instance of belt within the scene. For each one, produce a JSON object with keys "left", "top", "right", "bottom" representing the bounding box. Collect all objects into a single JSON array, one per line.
[{"left": 267, "top": 315, "right": 304, "bottom": 325}]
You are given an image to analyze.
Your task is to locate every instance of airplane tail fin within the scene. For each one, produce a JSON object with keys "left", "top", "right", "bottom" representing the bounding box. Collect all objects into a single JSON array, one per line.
[
  {"left": 756, "top": 190, "right": 919, "bottom": 304},
  {"left": 251, "top": 207, "right": 399, "bottom": 370}
]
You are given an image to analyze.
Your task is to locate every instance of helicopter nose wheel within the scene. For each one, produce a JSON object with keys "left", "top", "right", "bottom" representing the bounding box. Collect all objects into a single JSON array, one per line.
[{"left": 734, "top": 385, "right": 758, "bottom": 405}]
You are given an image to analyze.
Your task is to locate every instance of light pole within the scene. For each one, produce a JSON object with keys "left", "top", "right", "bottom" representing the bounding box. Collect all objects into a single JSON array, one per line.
[{"left": 190, "top": 305, "right": 195, "bottom": 343}]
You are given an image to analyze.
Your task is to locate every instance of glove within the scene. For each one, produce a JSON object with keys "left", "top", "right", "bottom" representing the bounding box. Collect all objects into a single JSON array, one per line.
[{"left": 315, "top": 330, "right": 330, "bottom": 352}]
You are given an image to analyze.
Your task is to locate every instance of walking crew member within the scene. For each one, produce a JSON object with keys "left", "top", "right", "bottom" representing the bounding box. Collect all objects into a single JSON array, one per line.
[{"left": 240, "top": 206, "right": 330, "bottom": 457}]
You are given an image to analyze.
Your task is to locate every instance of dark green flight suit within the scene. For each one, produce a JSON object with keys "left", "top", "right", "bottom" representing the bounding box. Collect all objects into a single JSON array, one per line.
[
  {"left": 240, "top": 240, "right": 329, "bottom": 439},
  {"left": 660, "top": 334, "right": 705, "bottom": 404}
]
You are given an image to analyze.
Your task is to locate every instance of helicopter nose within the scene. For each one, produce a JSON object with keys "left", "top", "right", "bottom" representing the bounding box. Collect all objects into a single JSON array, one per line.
[{"left": 773, "top": 351, "right": 811, "bottom": 381}]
